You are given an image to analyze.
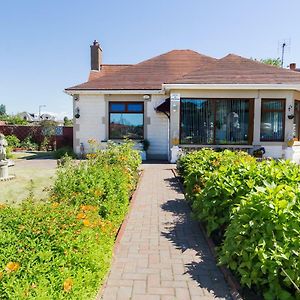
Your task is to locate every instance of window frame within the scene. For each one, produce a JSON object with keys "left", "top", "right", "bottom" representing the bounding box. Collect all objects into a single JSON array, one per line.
[
  {"left": 260, "top": 99, "right": 286, "bottom": 142},
  {"left": 108, "top": 101, "right": 144, "bottom": 140},
  {"left": 179, "top": 98, "right": 254, "bottom": 145},
  {"left": 294, "top": 100, "right": 300, "bottom": 141}
]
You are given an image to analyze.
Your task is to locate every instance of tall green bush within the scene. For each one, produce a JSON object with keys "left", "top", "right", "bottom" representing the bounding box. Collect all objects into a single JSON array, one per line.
[
  {"left": 178, "top": 149, "right": 300, "bottom": 299},
  {"left": 220, "top": 185, "right": 300, "bottom": 300}
]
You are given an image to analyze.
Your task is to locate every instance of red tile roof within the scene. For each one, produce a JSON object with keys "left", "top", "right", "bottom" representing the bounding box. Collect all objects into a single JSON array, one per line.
[
  {"left": 88, "top": 64, "right": 132, "bottom": 81},
  {"left": 66, "top": 51, "right": 300, "bottom": 91},
  {"left": 169, "top": 54, "right": 300, "bottom": 84}
]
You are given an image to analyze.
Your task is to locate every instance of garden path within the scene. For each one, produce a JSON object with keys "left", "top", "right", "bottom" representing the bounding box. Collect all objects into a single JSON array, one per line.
[{"left": 101, "top": 163, "right": 232, "bottom": 300}]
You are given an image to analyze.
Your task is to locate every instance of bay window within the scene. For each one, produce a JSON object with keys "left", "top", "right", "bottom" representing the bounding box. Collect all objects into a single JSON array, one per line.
[
  {"left": 260, "top": 99, "right": 285, "bottom": 141},
  {"left": 180, "top": 98, "right": 253, "bottom": 144},
  {"left": 109, "top": 102, "right": 144, "bottom": 139}
]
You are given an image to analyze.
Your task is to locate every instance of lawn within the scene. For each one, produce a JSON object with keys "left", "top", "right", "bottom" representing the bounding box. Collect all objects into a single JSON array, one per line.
[{"left": 0, "top": 152, "right": 57, "bottom": 205}]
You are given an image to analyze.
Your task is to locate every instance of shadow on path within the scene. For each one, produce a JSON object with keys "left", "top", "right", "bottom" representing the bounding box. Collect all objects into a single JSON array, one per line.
[{"left": 161, "top": 177, "right": 232, "bottom": 300}]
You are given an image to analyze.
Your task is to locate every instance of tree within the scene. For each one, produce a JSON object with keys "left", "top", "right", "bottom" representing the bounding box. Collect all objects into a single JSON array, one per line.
[
  {"left": 0, "top": 104, "right": 6, "bottom": 116},
  {"left": 63, "top": 116, "right": 73, "bottom": 126},
  {"left": 260, "top": 58, "right": 282, "bottom": 67}
]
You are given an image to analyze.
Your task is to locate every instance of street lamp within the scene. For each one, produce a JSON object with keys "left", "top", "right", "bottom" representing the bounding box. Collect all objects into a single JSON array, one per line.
[{"left": 39, "top": 105, "right": 46, "bottom": 120}]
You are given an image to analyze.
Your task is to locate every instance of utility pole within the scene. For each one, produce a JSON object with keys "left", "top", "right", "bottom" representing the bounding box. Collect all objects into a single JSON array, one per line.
[{"left": 39, "top": 105, "right": 46, "bottom": 121}]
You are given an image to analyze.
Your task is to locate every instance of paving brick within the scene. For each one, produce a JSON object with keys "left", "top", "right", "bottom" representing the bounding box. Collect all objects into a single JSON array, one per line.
[
  {"left": 132, "top": 280, "right": 147, "bottom": 295},
  {"left": 100, "top": 164, "right": 232, "bottom": 300}
]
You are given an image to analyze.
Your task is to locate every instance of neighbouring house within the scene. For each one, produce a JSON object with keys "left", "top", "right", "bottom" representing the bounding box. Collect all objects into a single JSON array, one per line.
[
  {"left": 17, "top": 112, "right": 55, "bottom": 122},
  {"left": 65, "top": 40, "right": 300, "bottom": 162},
  {"left": 17, "top": 112, "right": 37, "bottom": 122}
]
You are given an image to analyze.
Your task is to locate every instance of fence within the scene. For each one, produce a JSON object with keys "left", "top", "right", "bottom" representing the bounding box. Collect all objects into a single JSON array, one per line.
[{"left": 0, "top": 125, "right": 73, "bottom": 149}]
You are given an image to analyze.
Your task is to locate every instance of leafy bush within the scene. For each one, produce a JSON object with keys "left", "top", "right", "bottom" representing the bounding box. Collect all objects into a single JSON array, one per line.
[
  {"left": 0, "top": 201, "right": 115, "bottom": 299},
  {"left": 54, "top": 146, "right": 76, "bottom": 159},
  {"left": 52, "top": 142, "right": 141, "bottom": 223},
  {"left": 20, "top": 136, "right": 38, "bottom": 150},
  {"left": 5, "top": 134, "right": 20, "bottom": 148},
  {"left": 0, "top": 141, "right": 141, "bottom": 299},
  {"left": 178, "top": 149, "right": 300, "bottom": 299},
  {"left": 219, "top": 185, "right": 300, "bottom": 300}
]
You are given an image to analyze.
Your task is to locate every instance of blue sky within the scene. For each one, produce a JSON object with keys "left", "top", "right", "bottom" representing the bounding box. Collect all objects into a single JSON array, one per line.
[{"left": 1, "top": 0, "right": 300, "bottom": 119}]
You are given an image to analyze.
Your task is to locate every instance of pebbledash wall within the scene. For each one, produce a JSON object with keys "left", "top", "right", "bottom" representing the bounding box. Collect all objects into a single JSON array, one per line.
[{"left": 72, "top": 89, "right": 299, "bottom": 160}]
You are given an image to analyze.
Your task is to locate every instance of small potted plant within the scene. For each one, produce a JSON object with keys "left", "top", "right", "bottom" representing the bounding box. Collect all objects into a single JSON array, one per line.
[
  {"left": 140, "top": 139, "right": 150, "bottom": 161},
  {"left": 253, "top": 147, "right": 265, "bottom": 158}
]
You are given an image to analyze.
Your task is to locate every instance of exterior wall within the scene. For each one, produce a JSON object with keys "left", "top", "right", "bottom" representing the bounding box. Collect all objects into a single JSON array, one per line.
[
  {"left": 146, "top": 95, "right": 169, "bottom": 160},
  {"left": 73, "top": 93, "right": 169, "bottom": 159},
  {"left": 169, "top": 89, "right": 295, "bottom": 159},
  {"left": 73, "top": 94, "right": 106, "bottom": 153},
  {"left": 72, "top": 89, "right": 298, "bottom": 160}
]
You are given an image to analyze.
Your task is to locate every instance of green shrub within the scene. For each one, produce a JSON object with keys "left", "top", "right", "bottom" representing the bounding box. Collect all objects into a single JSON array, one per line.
[
  {"left": 219, "top": 185, "right": 300, "bottom": 300},
  {"left": 20, "top": 136, "right": 38, "bottom": 150},
  {"left": 178, "top": 149, "right": 300, "bottom": 299},
  {"left": 54, "top": 146, "right": 76, "bottom": 159},
  {"left": 5, "top": 134, "right": 20, "bottom": 148},
  {"left": 0, "top": 141, "right": 141, "bottom": 299},
  {"left": 0, "top": 201, "right": 115, "bottom": 299}
]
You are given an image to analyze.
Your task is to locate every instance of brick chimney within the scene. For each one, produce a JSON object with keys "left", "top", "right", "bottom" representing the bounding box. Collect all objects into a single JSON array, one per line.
[
  {"left": 90, "top": 40, "right": 102, "bottom": 71},
  {"left": 290, "top": 63, "right": 296, "bottom": 71}
]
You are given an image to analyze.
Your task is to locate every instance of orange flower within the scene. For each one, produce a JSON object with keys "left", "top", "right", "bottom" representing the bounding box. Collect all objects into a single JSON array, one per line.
[
  {"left": 5, "top": 262, "right": 20, "bottom": 273},
  {"left": 82, "top": 219, "right": 91, "bottom": 227},
  {"left": 0, "top": 271, "right": 3, "bottom": 280},
  {"left": 76, "top": 212, "right": 86, "bottom": 220},
  {"left": 80, "top": 205, "right": 97, "bottom": 212},
  {"left": 0, "top": 204, "right": 6, "bottom": 209},
  {"left": 63, "top": 278, "right": 73, "bottom": 292}
]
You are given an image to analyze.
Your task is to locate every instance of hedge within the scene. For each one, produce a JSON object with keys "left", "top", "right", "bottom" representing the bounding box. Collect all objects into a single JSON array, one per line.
[
  {"left": 178, "top": 149, "right": 300, "bottom": 300},
  {"left": 0, "top": 141, "right": 141, "bottom": 299}
]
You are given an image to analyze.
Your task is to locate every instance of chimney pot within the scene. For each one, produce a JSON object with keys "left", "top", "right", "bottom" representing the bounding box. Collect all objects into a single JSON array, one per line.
[
  {"left": 290, "top": 63, "right": 296, "bottom": 71},
  {"left": 90, "top": 40, "right": 102, "bottom": 71}
]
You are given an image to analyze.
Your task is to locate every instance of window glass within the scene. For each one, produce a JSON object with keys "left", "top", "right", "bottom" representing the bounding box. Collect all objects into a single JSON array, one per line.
[
  {"left": 110, "top": 113, "right": 144, "bottom": 139},
  {"left": 260, "top": 99, "right": 285, "bottom": 141},
  {"left": 127, "top": 103, "right": 143, "bottom": 112},
  {"left": 110, "top": 103, "right": 126, "bottom": 112},
  {"left": 180, "top": 99, "right": 250, "bottom": 144},
  {"left": 180, "top": 99, "right": 214, "bottom": 144},
  {"left": 215, "top": 100, "right": 249, "bottom": 144},
  {"left": 262, "top": 100, "right": 284, "bottom": 110}
]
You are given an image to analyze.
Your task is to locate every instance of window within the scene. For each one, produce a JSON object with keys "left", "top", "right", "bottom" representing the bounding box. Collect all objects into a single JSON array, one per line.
[
  {"left": 294, "top": 100, "right": 300, "bottom": 140},
  {"left": 180, "top": 98, "right": 252, "bottom": 144},
  {"left": 109, "top": 102, "right": 144, "bottom": 139},
  {"left": 260, "top": 99, "right": 285, "bottom": 141}
]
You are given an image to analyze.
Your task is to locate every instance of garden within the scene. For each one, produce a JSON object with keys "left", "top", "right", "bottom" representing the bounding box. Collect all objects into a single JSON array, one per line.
[
  {"left": 178, "top": 149, "right": 300, "bottom": 300},
  {"left": 0, "top": 142, "right": 141, "bottom": 299}
]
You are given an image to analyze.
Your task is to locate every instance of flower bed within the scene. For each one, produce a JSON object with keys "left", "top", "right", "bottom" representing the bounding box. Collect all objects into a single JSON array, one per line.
[
  {"left": 0, "top": 142, "right": 141, "bottom": 299},
  {"left": 178, "top": 149, "right": 300, "bottom": 300}
]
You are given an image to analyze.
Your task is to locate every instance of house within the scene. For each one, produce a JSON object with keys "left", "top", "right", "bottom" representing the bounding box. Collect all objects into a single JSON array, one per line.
[
  {"left": 17, "top": 112, "right": 37, "bottom": 122},
  {"left": 65, "top": 40, "right": 300, "bottom": 162}
]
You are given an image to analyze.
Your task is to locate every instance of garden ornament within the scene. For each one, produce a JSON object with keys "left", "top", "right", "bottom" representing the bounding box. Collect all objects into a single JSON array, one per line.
[{"left": 0, "top": 134, "right": 8, "bottom": 161}]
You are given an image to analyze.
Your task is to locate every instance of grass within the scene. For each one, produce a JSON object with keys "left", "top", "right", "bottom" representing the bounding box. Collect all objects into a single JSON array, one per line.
[{"left": 0, "top": 153, "right": 57, "bottom": 205}]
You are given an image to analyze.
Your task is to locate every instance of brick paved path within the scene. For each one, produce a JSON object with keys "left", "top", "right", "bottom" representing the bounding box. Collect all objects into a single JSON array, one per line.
[{"left": 101, "top": 164, "right": 232, "bottom": 300}]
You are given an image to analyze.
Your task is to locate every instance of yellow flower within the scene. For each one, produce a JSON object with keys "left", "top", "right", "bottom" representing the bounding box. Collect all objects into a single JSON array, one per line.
[
  {"left": 76, "top": 212, "right": 86, "bottom": 220},
  {"left": 5, "top": 262, "right": 20, "bottom": 273},
  {"left": 82, "top": 219, "right": 91, "bottom": 227},
  {"left": 63, "top": 278, "right": 73, "bottom": 292},
  {"left": 51, "top": 202, "right": 59, "bottom": 208},
  {"left": 0, "top": 204, "right": 6, "bottom": 209},
  {"left": 0, "top": 271, "right": 3, "bottom": 280}
]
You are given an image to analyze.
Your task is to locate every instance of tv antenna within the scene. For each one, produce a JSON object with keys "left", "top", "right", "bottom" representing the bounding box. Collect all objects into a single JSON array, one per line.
[{"left": 278, "top": 39, "right": 291, "bottom": 68}]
